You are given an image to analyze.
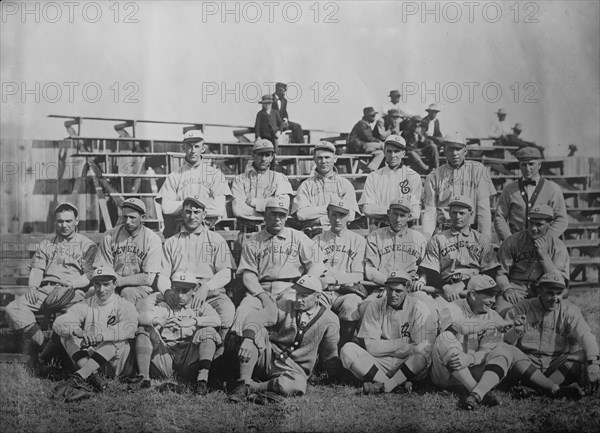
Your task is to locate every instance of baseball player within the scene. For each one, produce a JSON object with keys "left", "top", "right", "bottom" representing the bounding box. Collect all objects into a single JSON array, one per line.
[
  {"left": 6, "top": 202, "right": 99, "bottom": 362},
  {"left": 98, "top": 198, "right": 162, "bottom": 306},
  {"left": 494, "top": 147, "right": 568, "bottom": 241},
  {"left": 363, "top": 196, "right": 427, "bottom": 314},
  {"left": 231, "top": 195, "right": 325, "bottom": 338},
  {"left": 412, "top": 195, "right": 499, "bottom": 303},
  {"left": 358, "top": 135, "right": 422, "bottom": 226},
  {"left": 52, "top": 266, "right": 138, "bottom": 395},
  {"left": 229, "top": 274, "right": 340, "bottom": 401},
  {"left": 505, "top": 271, "right": 600, "bottom": 396},
  {"left": 494, "top": 204, "right": 569, "bottom": 317},
  {"left": 144, "top": 196, "right": 235, "bottom": 352},
  {"left": 132, "top": 271, "right": 221, "bottom": 395},
  {"left": 291, "top": 141, "right": 359, "bottom": 235},
  {"left": 422, "top": 132, "right": 496, "bottom": 240},
  {"left": 431, "top": 275, "right": 579, "bottom": 411},
  {"left": 314, "top": 197, "right": 367, "bottom": 346},
  {"left": 340, "top": 270, "right": 437, "bottom": 394},
  {"left": 155, "top": 129, "right": 232, "bottom": 237}
]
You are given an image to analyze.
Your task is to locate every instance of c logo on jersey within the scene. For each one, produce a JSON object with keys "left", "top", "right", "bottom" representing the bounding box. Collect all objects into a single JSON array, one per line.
[
  {"left": 400, "top": 322, "right": 410, "bottom": 339},
  {"left": 399, "top": 179, "right": 410, "bottom": 194},
  {"left": 107, "top": 315, "right": 116, "bottom": 326}
]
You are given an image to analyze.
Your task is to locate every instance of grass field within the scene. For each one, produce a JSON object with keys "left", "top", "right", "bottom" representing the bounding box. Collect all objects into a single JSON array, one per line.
[{"left": 1, "top": 289, "right": 599, "bottom": 433}]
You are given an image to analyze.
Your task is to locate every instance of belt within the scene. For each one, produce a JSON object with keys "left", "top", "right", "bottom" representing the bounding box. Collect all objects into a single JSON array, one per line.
[
  {"left": 260, "top": 277, "right": 299, "bottom": 284},
  {"left": 40, "top": 281, "right": 63, "bottom": 288}
]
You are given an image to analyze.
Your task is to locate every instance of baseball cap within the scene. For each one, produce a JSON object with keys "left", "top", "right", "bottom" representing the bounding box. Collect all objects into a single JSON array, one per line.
[
  {"left": 389, "top": 90, "right": 401, "bottom": 97},
  {"left": 529, "top": 204, "right": 553, "bottom": 220},
  {"left": 54, "top": 202, "right": 79, "bottom": 217},
  {"left": 496, "top": 108, "right": 507, "bottom": 115},
  {"left": 265, "top": 195, "right": 290, "bottom": 213},
  {"left": 91, "top": 266, "right": 118, "bottom": 282},
  {"left": 327, "top": 197, "right": 352, "bottom": 215},
  {"left": 292, "top": 274, "right": 323, "bottom": 294},
  {"left": 426, "top": 103, "right": 441, "bottom": 112},
  {"left": 171, "top": 271, "right": 198, "bottom": 290},
  {"left": 182, "top": 196, "right": 206, "bottom": 210},
  {"left": 389, "top": 196, "right": 412, "bottom": 213},
  {"left": 314, "top": 141, "right": 336, "bottom": 153},
  {"left": 516, "top": 147, "right": 542, "bottom": 161},
  {"left": 363, "top": 107, "right": 378, "bottom": 116},
  {"left": 537, "top": 270, "right": 567, "bottom": 290},
  {"left": 183, "top": 129, "right": 204, "bottom": 143},
  {"left": 448, "top": 195, "right": 473, "bottom": 211},
  {"left": 444, "top": 132, "right": 467, "bottom": 148},
  {"left": 385, "top": 270, "right": 411, "bottom": 285},
  {"left": 467, "top": 275, "right": 500, "bottom": 293},
  {"left": 384, "top": 134, "right": 406, "bottom": 149},
  {"left": 121, "top": 198, "right": 146, "bottom": 214},
  {"left": 253, "top": 139, "right": 275, "bottom": 153}
]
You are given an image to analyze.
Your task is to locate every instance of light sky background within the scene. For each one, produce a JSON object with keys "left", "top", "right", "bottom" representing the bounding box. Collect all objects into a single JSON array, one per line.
[{"left": 1, "top": 0, "right": 599, "bottom": 156}]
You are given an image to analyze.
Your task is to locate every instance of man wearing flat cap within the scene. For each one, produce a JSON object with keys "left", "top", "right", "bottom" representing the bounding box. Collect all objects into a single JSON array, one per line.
[
  {"left": 314, "top": 197, "right": 367, "bottom": 346},
  {"left": 505, "top": 271, "right": 600, "bottom": 396},
  {"left": 255, "top": 94, "right": 283, "bottom": 148},
  {"left": 230, "top": 274, "right": 341, "bottom": 401},
  {"left": 359, "top": 134, "right": 422, "bottom": 226},
  {"left": 99, "top": 198, "right": 162, "bottom": 306},
  {"left": 156, "top": 129, "right": 231, "bottom": 238},
  {"left": 494, "top": 146, "right": 567, "bottom": 242},
  {"left": 272, "top": 82, "right": 304, "bottom": 143},
  {"left": 494, "top": 204, "right": 569, "bottom": 317},
  {"left": 347, "top": 107, "right": 385, "bottom": 172},
  {"left": 431, "top": 275, "right": 580, "bottom": 410},
  {"left": 6, "top": 202, "right": 100, "bottom": 362},
  {"left": 423, "top": 132, "right": 497, "bottom": 240},
  {"left": 231, "top": 195, "right": 325, "bottom": 338},
  {"left": 340, "top": 270, "right": 436, "bottom": 394},
  {"left": 291, "top": 141, "right": 360, "bottom": 236}
]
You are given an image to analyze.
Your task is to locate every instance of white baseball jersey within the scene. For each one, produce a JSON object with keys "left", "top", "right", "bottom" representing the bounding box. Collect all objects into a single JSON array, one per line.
[
  {"left": 365, "top": 227, "right": 427, "bottom": 280},
  {"left": 314, "top": 229, "right": 366, "bottom": 276}
]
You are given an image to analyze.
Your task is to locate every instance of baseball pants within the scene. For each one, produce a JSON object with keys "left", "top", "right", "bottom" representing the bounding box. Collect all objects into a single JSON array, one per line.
[
  {"left": 320, "top": 291, "right": 362, "bottom": 322},
  {"left": 118, "top": 285, "right": 153, "bottom": 307},
  {"left": 61, "top": 336, "right": 131, "bottom": 377}
]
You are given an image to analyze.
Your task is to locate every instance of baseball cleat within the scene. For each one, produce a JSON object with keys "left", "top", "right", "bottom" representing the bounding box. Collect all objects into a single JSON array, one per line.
[
  {"left": 194, "top": 380, "right": 209, "bottom": 396},
  {"left": 362, "top": 382, "right": 385, "bottom": 395},
  {"left": 554, "top": 383, "right": 585, "bottom": 400},
  {"left": 126, "top": 375, "right": 152, "bottom": 391},
  {"left": 228, "top": 381, "right": 250, "bottom": 403},
  {"left": 87, "top": 372, "right": 109, "bottom": 392},
  {"left": 66, "top": 374, "right": 94, "bottom": 392},
  {"left": 459, "top": 393, "right": 481, "bottom": 411}
]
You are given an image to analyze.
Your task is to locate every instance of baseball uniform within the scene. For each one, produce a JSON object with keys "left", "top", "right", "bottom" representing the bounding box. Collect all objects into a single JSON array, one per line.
[
  {"left": 6, "top": 233, "right": 99, "bottom": 331},
  {"left": 494, "top": 178, "right": 568, "bottom": 241},
  {"left": 358, "top": 165, "right": 423, "bottom": 221},
  {"left": 99, "top": 224, "right": 162, "bottom": 305},
  {"left": 422, "top": 161, "right": 496, "bottom": 239}
]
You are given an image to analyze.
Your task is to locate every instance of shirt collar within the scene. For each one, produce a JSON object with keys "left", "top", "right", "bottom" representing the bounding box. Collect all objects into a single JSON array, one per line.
[
  {"left": 56, "top": 231, "right": 77, "bottom": 242},
  {"left": 181, "top": 224, "right": 207, "bottom": 236},
  {"left": 122, "top": 224, "right": 143, "bottom": 238},
  {"left": 184, "top": 158, "right": 204, "bottom": 169},
  {"left": 388, "top": 226, "right": 407, "bottom": 237},
  {"left": 314, "top": 167, "right": 338, "bottom": 179},
  {"left": 265, "top": 227, "right": 289, "bottom": 240},
  {"left": 450, "top": 226, "right": 471, "bottom": 237}
]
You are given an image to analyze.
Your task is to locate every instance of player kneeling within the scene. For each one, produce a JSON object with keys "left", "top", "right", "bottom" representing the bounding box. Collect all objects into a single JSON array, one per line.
[
  {"left": 52, "top": 266, "right": 138, "bottom": 402},
  {"left": 132, "top": 272, "right": 221, "bottom": 395},
  {"left": 229, "top": 274, "right": 341, "bottom": 403},
  {"left": 431, "top": 275, "right": 583, "bottom": 410},
  {"left": 340, "top": 271, "right": 437, "bottom": 394}
]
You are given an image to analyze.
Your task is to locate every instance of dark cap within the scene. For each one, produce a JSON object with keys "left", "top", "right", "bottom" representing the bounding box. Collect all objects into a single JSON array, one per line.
[{"left": 516, "top": 147, "right": 542, "bottom": 161}]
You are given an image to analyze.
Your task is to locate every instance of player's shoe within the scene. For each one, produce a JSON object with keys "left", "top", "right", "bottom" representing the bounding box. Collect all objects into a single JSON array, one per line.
[
  {"left": 228, "top": 381, "right": 250, "bottom": 403},
  {"left": 458, "top": 393, "right": 481, "bottom": 411},
  {"left": 554, "top": 383, "right": 585, "bottom": 400},
  {"left": 194, "top": 380, "right": 209, "bottom": 396},
  {"left": 362, "top": 382, "right": 385, "bottom": 395},
  {"left": 125, "top": 375, "right": 152, "bottom": 391},
  {"left": 87, "top": 372, "right": 108, "bottom": 392},
  {"left": 481, "top": 391, "right": 501, "bottom": 407},
  {"left": 511, "top": 385, "right": 540, "bottom": 399}
]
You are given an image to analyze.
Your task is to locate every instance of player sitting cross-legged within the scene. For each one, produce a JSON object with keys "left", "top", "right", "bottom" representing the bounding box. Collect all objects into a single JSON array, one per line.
[{"left": 131, "top": 271, "right": 222, "bottom": 395}]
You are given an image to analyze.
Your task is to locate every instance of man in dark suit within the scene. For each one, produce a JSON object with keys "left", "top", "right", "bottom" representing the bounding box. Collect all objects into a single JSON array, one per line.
[
  {"left": 255, "top": 94, "right": 283, "bottom": 148},
  {"left": 272, "top": 82, "right": 304, "bottom": 143}
]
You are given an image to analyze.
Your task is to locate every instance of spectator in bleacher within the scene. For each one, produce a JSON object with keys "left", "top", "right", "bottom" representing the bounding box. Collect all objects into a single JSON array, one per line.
[
  {"left": 494, "top": 147, "right": 568, "bottom": 242},
  {"left": 401, "top": 115, "right": 439, "bottom": 174},
  {"left": 314, "top": 197, "right": 367, "bottom": 347},
  {"left": 347, "top": 107, "right": 385, "bottom": 172},
  {"left": 98, "top": 198, "right": 162, "bottom": 306},
  {"left": 421, "top": 103, "right": 444, "bottom": 147},
  {"left": 254, "top": 94, "right": 283, "bottom": 148},
  {"left": 382, "top": 90, "right": 411, "bottom": 119},
  {"left": 155, "top": 129, "right": 231, "bottom": 238},
  {"left": 358, "top": 135, "right": 422, "bottom": 227},
  {"left": 373, "top": 108, "right": 403, "bottom": 141},
  {"left": 422, "top": 133, "right": 497, "bottom": 240},
  {"left": 5, "top": 202, "right": 99, "bottom": 363},
  {"left": 362, "top": 196, "right": 427, "bottom": 315},
  {"left": 493, "top": 204, "right": 569, "bottom": 317},
  {"left": 272, "top": 82, "right": 304, "bottom": 143},
  {"left": 489, "top": 108, "right": 512, "bottom": 145},
  {"left": 504, "top": 123, "right": 545, "bottom": 158},
  {"left": 291, "top": 141, "right": 360, "bottom": 236}
]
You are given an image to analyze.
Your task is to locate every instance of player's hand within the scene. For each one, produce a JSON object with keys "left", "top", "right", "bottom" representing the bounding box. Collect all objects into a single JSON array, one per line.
[
  {"left": 409, "top": 280, "right": 425, "bottom": 293},
  {"left": 82, "top": 331, "right": 103, "bottom": 347},
  {"left": 586, "top": 363, "right": 600, "bottom": 395},
  {"left": 503, "top": 288, "right": 524, "bottom": 306},
  {"left": 167, "top": 316, "right": 196, "bottom": 329},
  {"left": 72, "top": 327, "right": 85, "bottom": 339},
  {"left": 190, "top": 285, "right": 207, "bottom": 311},
  {"left": 442, "top": 282, "right": 465, "bottom": 302},
  {"left": 25, "top": 286, "right": 40, "bottom": 304},
  {"left": 447, "top": 352, "right": 472, "bottom": 370},
  {"left": 256, "top": 292, "right": 275, "bottom": 309},
  {"left": 413, "top": 340, "right": 432, "bottom": 356},
  {"left": 163, "top": 289, "right": 181, "bottom": 311},
  {"left": 238, "top": 338, "right": 256, "bottom": 364},
  {"left": 534, "top": 237, "right": 549, "bottom": 258},
  {"left": 495, "top": 319, "right": 517, "bottom": 332}
]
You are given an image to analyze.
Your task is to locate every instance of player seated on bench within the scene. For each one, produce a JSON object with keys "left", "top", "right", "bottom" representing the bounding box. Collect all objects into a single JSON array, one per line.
[{"left": 130, "top": 271, "right": 221, "bottom": 395}]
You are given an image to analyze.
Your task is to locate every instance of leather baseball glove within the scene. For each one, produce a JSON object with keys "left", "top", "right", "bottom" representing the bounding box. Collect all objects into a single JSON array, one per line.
[
  {"left": 337, "top": 283, "right": 369, "bottom": 299},
  {"left": 42, "top": 284, "right": 75, "bottom": 311}
]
